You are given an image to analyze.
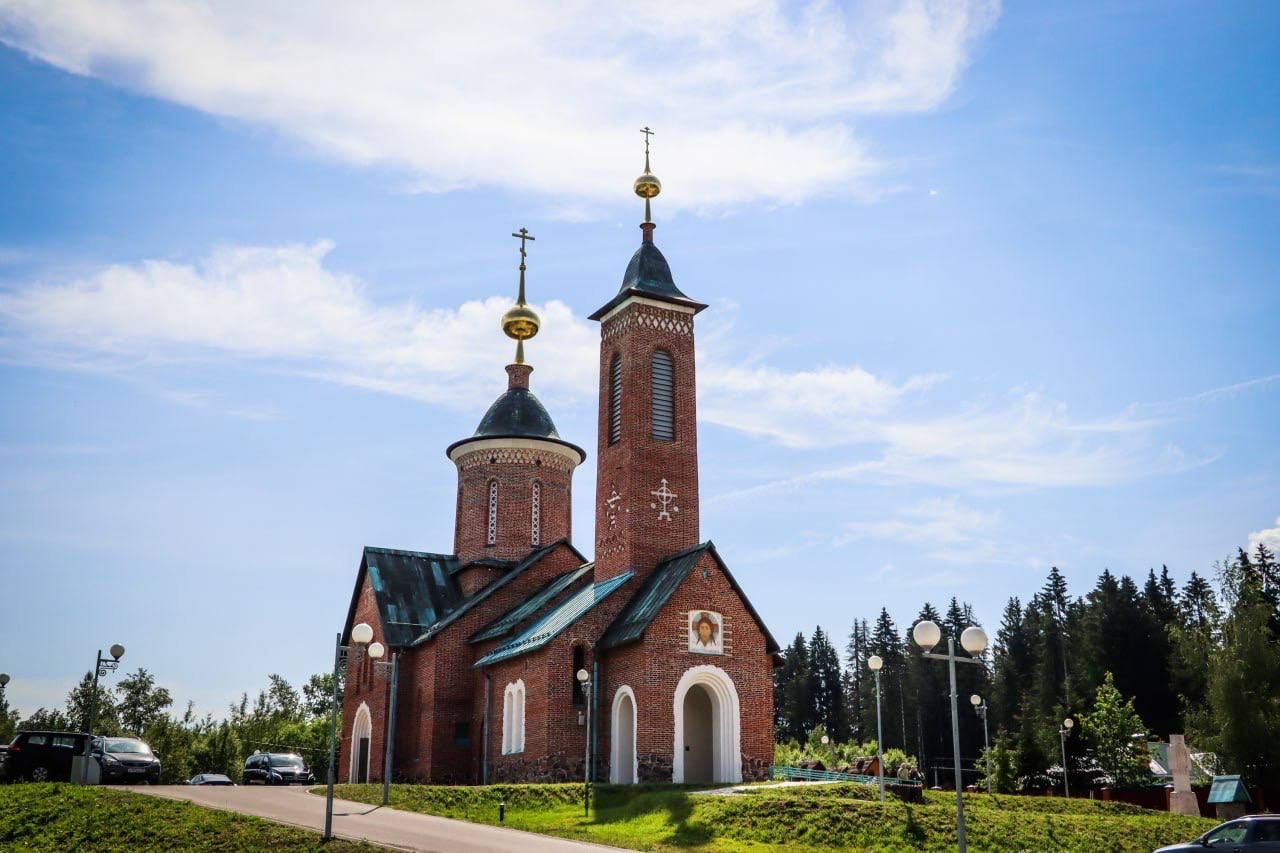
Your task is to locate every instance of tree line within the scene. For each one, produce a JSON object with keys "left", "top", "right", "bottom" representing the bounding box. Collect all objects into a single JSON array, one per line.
[
  {"left": 0, "top": 668, "right": 342, "bottom": 784},
  {"left": 773, "top": 543, "right": 1280, "bottom": 798}
]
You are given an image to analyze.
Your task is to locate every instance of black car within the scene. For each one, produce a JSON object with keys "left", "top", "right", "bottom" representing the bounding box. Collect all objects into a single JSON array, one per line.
[
  {"left": 4, "top": 731, "right": 92, "bottom": 782},
  {"left": 243, "top": 752, "right": 315, "bottom": 785},
  {"left": 92, "top": 737, "right": 161, "bottom": 784},
  {"left": 188, "top": 773, "right": 235, "bottom": 786},
  {"left": 1155, "top": 815, "right": 1280, "bottom": 851}
]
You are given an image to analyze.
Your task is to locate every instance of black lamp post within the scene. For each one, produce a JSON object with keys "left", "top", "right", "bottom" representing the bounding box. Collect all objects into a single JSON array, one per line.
[{"left": 82, "top": 644, "right": 124, "bottom": 784}]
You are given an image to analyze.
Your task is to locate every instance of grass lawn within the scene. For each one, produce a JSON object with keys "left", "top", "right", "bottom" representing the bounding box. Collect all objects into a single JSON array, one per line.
[
  {"left": 326, "top": 780, "right": 1221, "bottom": 852},
  {"left": 0, "top": 783, "right": 380, "bottom": 852}
]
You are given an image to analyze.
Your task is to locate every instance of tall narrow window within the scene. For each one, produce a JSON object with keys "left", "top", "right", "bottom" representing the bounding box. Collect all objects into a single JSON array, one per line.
[
  {"left": 609, "top": 353, "right": 623, "bottom": 445},
  {"left": 651, "top": 350, "right": 675, "bottom": 441},
  {"left": 530, "top": 482, "right": 541, "bottom": 546},
  {"left": 486, "top": 480, "right": 498, "bottom": 546}
]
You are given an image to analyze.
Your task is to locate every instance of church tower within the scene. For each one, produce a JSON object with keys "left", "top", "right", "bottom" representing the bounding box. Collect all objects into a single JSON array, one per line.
[
  {"left": 590, "top": 130, "right": 707, "bottom": 584},
  {"left": 447, "top": 230, "right": 585, "bottom": 593}
]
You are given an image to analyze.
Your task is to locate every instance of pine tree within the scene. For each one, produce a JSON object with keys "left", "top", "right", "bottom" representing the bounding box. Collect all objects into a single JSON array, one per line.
[
  {"left": 844, "top": 619, "right": 871, "bottom": 742},
  {"left": 810, "top": 627, "right": 848, "bottom": 741},
  {"left": 773, "top": 633, "right": 815, "bottom": 742},
  {"left": 869, "top": 608, "right": 905, "bottom": 751}
]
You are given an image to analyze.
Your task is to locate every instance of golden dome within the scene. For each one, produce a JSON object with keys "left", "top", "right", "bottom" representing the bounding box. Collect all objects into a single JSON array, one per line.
[
  {"left": 634, "top": 170, "right": 662, "bottom": 199},
  {"left": 502, "top": 302, "right": 540, "bottom": 341}
]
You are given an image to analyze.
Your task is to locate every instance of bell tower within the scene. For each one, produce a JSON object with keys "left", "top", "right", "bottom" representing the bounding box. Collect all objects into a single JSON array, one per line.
[{"left": 590, "top": 129, "right": 706, "bottom": 584}]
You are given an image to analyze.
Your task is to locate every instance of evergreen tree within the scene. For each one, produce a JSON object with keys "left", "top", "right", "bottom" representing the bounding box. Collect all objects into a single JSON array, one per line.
[
  {"left": 869, "top": 608, "right": 906, "bottom": 751},
  {"left": 810, "top": 626, "right": 848, "bottom": 741},
  {"left": 990, "top": 597, "right": 1032, "bottom": 733},
  {"left": 773, "top": 633, "right": 814, "bottom": 741},
  {"left": 844, "top": 618, "right": 871, "bottom": 742},
  {"left": 1180, "top": 571, "right": 1221, "bottom": 632}
]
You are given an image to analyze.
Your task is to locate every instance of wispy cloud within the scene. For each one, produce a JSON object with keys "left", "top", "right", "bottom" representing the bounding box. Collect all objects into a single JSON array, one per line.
[
  {"left": 0, "top": 239, "right": 1209, "bottom": 492},
  {"left": 836, "top": 496, "right": 1008, "bottom": 563},
  {"left": 0, "top": 0, "right": 999, "bottom": 212}
]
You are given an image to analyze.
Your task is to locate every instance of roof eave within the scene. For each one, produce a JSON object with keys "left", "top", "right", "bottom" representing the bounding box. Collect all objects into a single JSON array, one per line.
[{"left": 588, "top": 287, "right": 708, "bottom": 321}]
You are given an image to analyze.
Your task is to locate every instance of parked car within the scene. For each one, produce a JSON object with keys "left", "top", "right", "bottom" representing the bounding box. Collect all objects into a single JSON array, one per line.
[
  {"left": 91, "top": 737, "right": 161, "bottom": 784},
  {"left": 4, "top": 731, "right": 92, "bottom": 782},
  {"left": 1155, "top": 815, "right": 1280, "bottom": 851},
  {"left": 242, "top": 752, "right": 315, "bottom": 785},
  {"left": 188, "top": 773, "right": 235, "bottom": 786}
]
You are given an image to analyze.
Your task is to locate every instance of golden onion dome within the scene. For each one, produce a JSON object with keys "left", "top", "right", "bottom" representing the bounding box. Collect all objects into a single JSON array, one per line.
[
  {"left": 502, "top": 302, "right": 540, "bottom": 341},
  {"left": 634, "top": 170, "right": 661, "bottom": 199}
]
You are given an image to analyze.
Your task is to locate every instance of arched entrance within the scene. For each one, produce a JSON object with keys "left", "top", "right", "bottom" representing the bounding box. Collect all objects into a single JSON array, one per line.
[
  {"left": 672, "top": 665, "right": 742, "bottom": 784},
  {"left": 350, "top": 702, "right": 371, "bottom": 783},
  {"left": 610, "top": 686, "right": 637, "bottom": 784}
]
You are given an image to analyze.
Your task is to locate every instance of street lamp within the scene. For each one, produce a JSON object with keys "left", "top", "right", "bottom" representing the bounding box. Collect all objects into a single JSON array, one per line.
[
  {"left": 366, "top": 641, "right": 400, "bottom": 807},
  {"left": 577, "top": 668, "right": 592, "bottom": 817},
  {"left": 913, "top": 620, "right": 987, "bottom": 853},
  {"left": 82, "top": 644, "right": 125, "bottom": 784},
  {"left": 867, "top": 654, "right": 885, "bottom": 802},
  {"left": 1058, "top": 717, "right": 1074, "bottom": 798},
  {"left": 970, "top": 695, "right": 991, "bottom": 795},
  {"left": 325, "top": 622, "right": 374, "bottom": 841}
]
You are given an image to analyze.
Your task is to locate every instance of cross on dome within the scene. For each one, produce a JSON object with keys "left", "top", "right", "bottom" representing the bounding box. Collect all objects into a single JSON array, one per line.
[{"left": 502, "top": 226, "right": 540, "bottom": 364}]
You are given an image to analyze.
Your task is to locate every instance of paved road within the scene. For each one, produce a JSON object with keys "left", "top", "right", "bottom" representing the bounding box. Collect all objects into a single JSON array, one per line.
[{"left": 123, "top": 784, "right": 626, "bottom": 853}]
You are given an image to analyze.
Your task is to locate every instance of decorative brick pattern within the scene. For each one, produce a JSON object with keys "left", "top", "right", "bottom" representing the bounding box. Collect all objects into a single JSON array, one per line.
[{"left": 602, "top": 303, "right": 694, "bottom": 341}]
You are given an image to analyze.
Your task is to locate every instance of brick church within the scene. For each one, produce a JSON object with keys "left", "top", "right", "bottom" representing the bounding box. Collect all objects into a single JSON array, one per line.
[{"left": 338, "top": 141, "right": 780, "bottom": 786}]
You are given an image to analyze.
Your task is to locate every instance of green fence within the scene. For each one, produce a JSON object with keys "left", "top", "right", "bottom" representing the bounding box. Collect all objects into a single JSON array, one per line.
[{"left": 770, "top": 765, "right": 922, "bottom": 786}]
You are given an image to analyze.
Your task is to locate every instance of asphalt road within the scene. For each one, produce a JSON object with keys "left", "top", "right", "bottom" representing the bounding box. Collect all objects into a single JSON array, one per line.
[{"left": 123, "top": 784, "right": 626, "bottom": 853}]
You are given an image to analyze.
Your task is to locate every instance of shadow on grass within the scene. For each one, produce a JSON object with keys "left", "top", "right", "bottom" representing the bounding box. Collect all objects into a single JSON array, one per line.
[{"left": 588, "top": 787, "right": 714, "bottom": 847}]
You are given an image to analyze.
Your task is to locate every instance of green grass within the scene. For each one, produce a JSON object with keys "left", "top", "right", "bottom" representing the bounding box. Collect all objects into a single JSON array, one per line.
[
  {"left": 325, "top": 781, "right": 1221, "bottom": 852},
  {"left": 0, "top": 784, "right": 380, "bottom": 852}
]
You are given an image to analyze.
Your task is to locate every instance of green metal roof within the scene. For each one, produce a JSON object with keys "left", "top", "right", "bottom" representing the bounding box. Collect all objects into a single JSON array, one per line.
[
  {"left": 596, "top": 541, "right": 781, "bottom": 656},
  {"left": 470, "top": 565, "right": 593, "bottom": 643},
  {"left": 474, "top": 571, "right": 633, "bottom": 668},
  {"left": 410, "top": 541, "right": 585, "bottom": 646},
  {"left": 345, "top": 547, "right": 463, "bottom": 648}
]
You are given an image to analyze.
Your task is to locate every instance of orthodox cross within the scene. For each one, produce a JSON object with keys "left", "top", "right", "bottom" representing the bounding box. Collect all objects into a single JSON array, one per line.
[
  {"left": 605, "top": 488, "right": 622, "bottom": 526},
  {"left": 650, "top": 478, "right": 679, "bottom": 521},
  {"left": 640, "top": 126, "right": 654, "bottom": 168},
  {"left": 511, "top": 227, "right": 535, "bottom": 271}
]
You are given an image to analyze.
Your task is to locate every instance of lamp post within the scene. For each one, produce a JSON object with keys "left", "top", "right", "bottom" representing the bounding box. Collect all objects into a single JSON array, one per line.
[
  {"left": 576, "top": 668, "right": 591, "bottom": 818},
  {"left": 1058, "top": 717, "right": 1074, "bottom": 798},
  {"left": 82, "top": 644, "right": 125, "bottom": 784},
  {"left": 325, "top": 622, "right": 374, "bottom": 842},
  {"left": 867, "top": 655, "right": 885, "bottom": 802},
  {"left": 913, "top": 620, "right": 987, "bottom": 853},
  {"left": 366, "top": 642, "right": 400, "bottom": 807},
  {"left": 970, "top": 695, "right": 991, "bottom": 795}
]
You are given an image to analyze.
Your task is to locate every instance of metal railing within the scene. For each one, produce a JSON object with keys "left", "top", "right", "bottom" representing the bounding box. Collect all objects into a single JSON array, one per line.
[{"left": 770, "top": 764, "right": 923, "bottom": 786}]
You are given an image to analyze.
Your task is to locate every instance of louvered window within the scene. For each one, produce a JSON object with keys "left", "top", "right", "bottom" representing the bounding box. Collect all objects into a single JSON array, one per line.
[
  {"left": 651, "top": 350, "right": 675, "bottom": 441},
  {"left": 608, "top": 353, "right": 623, "bottom": 445}
]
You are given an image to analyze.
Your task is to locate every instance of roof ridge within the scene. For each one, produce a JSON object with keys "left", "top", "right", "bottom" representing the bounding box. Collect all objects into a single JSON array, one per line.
[{"left": 364, "top": 545, "right": 456, "bottom": 560}]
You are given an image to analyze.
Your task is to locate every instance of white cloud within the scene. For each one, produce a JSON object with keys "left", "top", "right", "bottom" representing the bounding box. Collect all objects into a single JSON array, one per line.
[
  {"left": 837, "top": 496, "right": 1006, "bottom": 562},
  {"left": 0, "top": 240, "right": 1197, "bottom": 492},
  {"left": 1249, "top": 517, "right": 1280, "bottom": 556},
  {"left": 0, "top": 0, "right": 999, "bottom": 211}
]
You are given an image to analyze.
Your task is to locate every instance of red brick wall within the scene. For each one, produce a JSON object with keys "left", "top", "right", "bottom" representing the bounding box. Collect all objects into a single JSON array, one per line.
[
  {"left": 593, "top": 300, "right": 702, "bottom": 585},
  {"left": 452, "top": 445, "right": 576, "bottom": 565},
  {"left": 338, "top": 578, "right": 391, "bottom": 784},
  {"left": 597, "top": 551, "right": 775, "bottom": 782}
]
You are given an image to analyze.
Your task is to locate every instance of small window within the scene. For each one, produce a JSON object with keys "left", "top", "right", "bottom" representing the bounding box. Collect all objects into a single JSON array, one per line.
[
  {"left": 486, "top": 480, "right": 498, "bottom": 546},
  {"left": 530, "top": 482, "right": 541, "bottom": 546},
  {"left": 651, "top": 350, "right": 675, "bottom": 441},
  {"left": 608, "top": 353, "right": 623, "bottom": 445},
  {"left": 454, "top": 721, "right": 471, "bottom": 747},
  {"left": 51, "top": 736, "right": 79, "bottom": 750},
  {"left": 25, "top": 735, "right": 47, "bottom": 747},
  {"left": 571, "top": 647, "right": 586, "bottom": 708},
  {"left": 502, "top": 680, "right": 526, "bottom": 754}
]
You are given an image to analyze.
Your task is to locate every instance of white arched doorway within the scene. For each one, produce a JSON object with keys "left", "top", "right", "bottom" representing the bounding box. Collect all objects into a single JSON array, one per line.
[
  {"left": 672, "top": 665, "right": 742, "bottom": 784},
  {"left": 610, "top": 686, "right": 638, "bottom": 784},
  {"left": 349, "top": 702, "right": 372, "bottom": 783}
]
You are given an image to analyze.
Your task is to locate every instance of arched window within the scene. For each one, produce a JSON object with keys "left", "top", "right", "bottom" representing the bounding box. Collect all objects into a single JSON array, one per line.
[
  {"left": 608, "top": 353, "right": 623, "bottom": 445},
  {"left": 486, "top": 480, "right": 498, "bottom": 546},
  {"left": 502, "top": 680, "right": 526, "bottom": 754},
  {"left": 530, "top": 481, "right": 541, "bottom": 546},
  {"left": 651, "top": 350, "right": 675, "bottom": 441}
]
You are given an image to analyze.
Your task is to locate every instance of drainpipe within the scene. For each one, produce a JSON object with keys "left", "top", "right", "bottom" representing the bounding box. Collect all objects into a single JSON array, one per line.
[
  {"left": 482, "top": 673, "right": 491, "bottom": 785},
  {"left": 591, "top": 659, "right": 601, "bottom": 782}
]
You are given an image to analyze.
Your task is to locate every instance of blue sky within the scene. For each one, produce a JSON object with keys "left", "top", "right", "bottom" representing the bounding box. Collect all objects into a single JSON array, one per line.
[{"left": 1, "top": 1, "right": 1277, "bottom": 719}]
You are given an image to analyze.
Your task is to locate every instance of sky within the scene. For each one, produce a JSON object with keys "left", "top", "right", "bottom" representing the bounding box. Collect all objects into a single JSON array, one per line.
[{"left": 0, "top": 0, "right": 1277, "bottom": 720}]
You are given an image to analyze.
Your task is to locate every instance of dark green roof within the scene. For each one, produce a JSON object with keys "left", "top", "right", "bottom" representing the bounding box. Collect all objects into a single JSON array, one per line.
[
  {"left": 411, "top": 540, "right": 586, "bottom": 646},
  {"left": 474, "top": 571, "right": 633, "bottom": 668},
  {"left": 588, "top": 240, "right": 707, "bottom": 321},
  {"left": 446, "top": 387, "right": 586, "bottom": 462},
  {"left": 344, "top": 548, "right": 463, "bottom": 648},
  {"left": 597, "top": 541, "right": 782, "bottom": 655},
  {"left": 470, "top": 565, "right": 593, "bottom": 643}
]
